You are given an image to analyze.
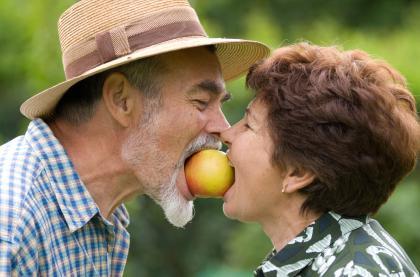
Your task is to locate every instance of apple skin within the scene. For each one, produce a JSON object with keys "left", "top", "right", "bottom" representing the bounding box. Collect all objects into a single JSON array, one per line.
[{"left": 185, "top": 149, "right": 234, "bottom": 198}]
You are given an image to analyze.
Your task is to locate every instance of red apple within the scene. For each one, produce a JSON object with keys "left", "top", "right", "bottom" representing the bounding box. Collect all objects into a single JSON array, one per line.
[{"left": 185, "top": 149, "right": 234, "bottom": 198}]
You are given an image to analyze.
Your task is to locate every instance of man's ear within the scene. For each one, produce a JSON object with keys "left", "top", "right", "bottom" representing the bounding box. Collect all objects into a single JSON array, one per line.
[
  {"left": 102, "top": 72, "right": 139, "bottom": 127},
  {"left": 281, "top": 166, "right": 316, "bottom": 193}
]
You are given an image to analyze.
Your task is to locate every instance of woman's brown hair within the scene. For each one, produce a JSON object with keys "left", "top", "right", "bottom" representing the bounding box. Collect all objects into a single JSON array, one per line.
[{"left": 246, "top": 42, "right": 420, "bottom": 216}]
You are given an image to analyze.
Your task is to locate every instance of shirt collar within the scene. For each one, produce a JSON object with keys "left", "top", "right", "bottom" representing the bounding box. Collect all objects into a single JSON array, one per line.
[
  {"left": 113, "top": 203, "right": 130, "bottom": 228},
  {"left": 255, "top": 211, "right": 367, "bottom": 276},
  {"left": 25, "top": 119, "right": 100, "bottom": 233}
]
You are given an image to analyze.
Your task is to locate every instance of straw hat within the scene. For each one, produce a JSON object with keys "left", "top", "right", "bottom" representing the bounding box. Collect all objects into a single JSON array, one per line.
[{"left": 20, "top": 0, "right": 270, "bottom": 119}]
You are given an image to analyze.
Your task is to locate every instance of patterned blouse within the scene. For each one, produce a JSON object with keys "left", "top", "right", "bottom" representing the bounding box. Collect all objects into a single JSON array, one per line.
[{"left": 254, "top": 212, "right": 419, "bottom": 276}]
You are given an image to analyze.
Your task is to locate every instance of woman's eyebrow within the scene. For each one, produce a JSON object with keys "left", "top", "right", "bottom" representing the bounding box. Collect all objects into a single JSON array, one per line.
[{"left": 245, "top": 107, "right": 256, "bottom": 122}]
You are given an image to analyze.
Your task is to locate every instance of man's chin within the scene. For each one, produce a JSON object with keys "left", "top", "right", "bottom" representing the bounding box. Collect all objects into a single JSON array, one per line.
[
  {"left": 156, "top": 172, "right": 195, "bottom": 228},
  {"left": 163, "top": 199, "right": 194, "bottom": 228}
]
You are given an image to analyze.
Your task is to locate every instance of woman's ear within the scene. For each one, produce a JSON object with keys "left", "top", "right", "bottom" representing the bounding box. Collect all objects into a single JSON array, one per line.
[
  {"left": 281, "top": 166, "right": 315, "bottom": 193},
  {"left": 102, "top": 72, "right": 140, "bottom": 127}
]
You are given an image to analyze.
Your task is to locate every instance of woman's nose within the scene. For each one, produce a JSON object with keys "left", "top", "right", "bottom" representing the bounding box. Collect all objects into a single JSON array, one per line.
[{"left": 220, "top": 124, "right": 236, "bottom": 147}]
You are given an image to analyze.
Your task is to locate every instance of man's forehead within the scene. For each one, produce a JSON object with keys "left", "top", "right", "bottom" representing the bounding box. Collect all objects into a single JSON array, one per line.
[{"left": 157, "top": 48, "right": 227, "bottom": 99}]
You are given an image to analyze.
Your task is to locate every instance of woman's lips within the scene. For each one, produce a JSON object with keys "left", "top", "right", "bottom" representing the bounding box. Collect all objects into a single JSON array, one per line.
[
  {"left": 223, "top": 181, "right": 235, "bottom": 202},
  {"left": 223, "top": 153, "right": 235, "bottom": 201}
]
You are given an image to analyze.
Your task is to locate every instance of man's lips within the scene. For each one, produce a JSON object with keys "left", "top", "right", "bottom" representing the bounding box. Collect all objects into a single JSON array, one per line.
[{"left": 176, "top": 165, "right": 195, "bottom": 201}]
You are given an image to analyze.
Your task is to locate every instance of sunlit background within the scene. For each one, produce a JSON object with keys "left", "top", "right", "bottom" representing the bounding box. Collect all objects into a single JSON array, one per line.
[{"left": 0, "top": 0, "right": 419, "bottom": 275}]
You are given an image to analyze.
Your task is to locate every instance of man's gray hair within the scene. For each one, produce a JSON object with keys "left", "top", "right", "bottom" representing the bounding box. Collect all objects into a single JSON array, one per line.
[{"left": 51, "top": 56, "right": 165, "bottom": 125}]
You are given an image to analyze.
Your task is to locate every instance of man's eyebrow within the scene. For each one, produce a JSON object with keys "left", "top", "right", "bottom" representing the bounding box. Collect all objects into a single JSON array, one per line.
[
  {"left": 188, "top": 79, "right": 231, "bottom": 102},
  {"left": 197, "top": 80, "right": 224, "bottom": 94}
]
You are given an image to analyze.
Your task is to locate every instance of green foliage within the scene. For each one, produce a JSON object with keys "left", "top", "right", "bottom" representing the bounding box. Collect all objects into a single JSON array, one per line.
[
  {"left": 376, "top": 173, "right": 420, "bottom": 264},
  {"left": 125, "top": 197, "right": 239, "bottom": 276},
  {"left": 0, "top": 0, "right": 73, "bottom": 138},
  {"left": 0, "top": 0, "right": 419, "bottom": 276},
  {"left": 224, "top": 223, "right": 272, "bottom": 271}
]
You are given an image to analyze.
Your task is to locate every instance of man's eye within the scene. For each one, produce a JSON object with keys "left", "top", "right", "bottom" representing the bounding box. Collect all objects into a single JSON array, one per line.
[{"left": 193, "top": 100, "right": 209, "bottom": 110}]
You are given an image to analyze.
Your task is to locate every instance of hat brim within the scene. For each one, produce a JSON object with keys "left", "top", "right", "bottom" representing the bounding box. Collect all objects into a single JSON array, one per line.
[{"left": 20, "top": 37, "right": 270, "bottom": 119}]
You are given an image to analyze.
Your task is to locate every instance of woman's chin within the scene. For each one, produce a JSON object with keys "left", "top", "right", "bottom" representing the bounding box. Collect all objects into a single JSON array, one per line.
[
  {"left": 222, "top": 202, "right": 235, "bottom": 219},
  {"left": 222, "top": 198, "right": 242, "bottom": 221}
]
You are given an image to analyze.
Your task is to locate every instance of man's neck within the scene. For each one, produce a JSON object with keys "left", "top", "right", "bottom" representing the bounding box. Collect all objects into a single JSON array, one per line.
[{"left": 48, "top": 117, "right": 143, "bottom": 219}]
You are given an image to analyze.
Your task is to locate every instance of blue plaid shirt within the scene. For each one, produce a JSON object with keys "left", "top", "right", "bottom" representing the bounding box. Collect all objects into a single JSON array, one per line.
[{"left": 0, "top": 119, "right": 130, "bottom": 276}]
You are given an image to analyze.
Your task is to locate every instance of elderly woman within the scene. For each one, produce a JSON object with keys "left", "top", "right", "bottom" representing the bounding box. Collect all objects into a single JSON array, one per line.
[{"left": 221, "top": 43, "right": 420, "bottom": 276}]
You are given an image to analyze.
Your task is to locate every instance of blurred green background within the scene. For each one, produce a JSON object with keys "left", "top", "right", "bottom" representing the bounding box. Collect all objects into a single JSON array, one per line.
[{"left": 1, "top": 0, "right": 419, "bottom": 275}]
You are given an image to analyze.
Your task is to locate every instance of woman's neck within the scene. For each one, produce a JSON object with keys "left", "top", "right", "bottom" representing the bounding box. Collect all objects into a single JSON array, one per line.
[{"left": 259, "top": 195, "right": 322, "bottom": 252}]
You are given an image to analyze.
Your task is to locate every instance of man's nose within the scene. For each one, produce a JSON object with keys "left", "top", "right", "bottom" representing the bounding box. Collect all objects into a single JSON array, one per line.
[{"left": 204, "top": 107, "right": 230, "bottom": 139}]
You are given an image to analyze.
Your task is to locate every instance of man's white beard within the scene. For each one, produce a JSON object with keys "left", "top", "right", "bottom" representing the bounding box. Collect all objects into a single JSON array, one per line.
[
  {"left": 154, "top": 135, "right": 221, "bottom": 228},
  {"left": 122, "top": 112, "right": 221, "bottom": 228},
  {"left": 158, "top": 165, "right": 194, "bottom": 228}
]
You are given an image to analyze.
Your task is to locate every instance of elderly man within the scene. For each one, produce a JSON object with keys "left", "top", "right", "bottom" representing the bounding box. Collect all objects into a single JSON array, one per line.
[{"left": 0, "top": 0, "right": 269, "bottom": 275}]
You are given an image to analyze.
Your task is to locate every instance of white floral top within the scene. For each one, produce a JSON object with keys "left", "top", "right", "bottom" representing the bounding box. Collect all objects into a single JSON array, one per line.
[{"left": 254, "top": 212, "right": 419, "bottom": 276}]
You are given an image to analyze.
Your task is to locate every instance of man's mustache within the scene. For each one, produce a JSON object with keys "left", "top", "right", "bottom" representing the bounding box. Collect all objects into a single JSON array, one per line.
[{"left": 177, "top": 135, "right": 222, "bottom": 168}]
